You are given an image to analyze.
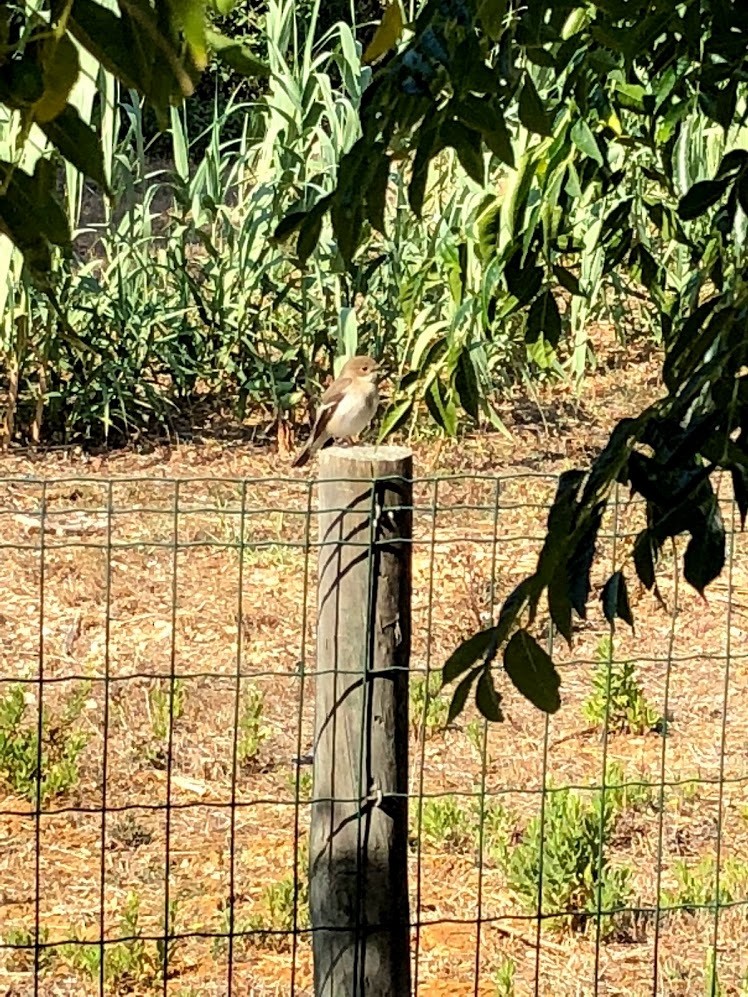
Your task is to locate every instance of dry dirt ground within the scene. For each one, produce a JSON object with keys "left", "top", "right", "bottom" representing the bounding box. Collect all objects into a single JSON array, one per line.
[{"left": 1, "top": 333, "right": 748, "bottom": 996}]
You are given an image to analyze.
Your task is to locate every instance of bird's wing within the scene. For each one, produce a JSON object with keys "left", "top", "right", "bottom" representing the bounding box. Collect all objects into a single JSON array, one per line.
[
  {"left": 319, "top": 376, "right": 352, "bottom": 407},
  {"left": 311, "top": 377, "right": 352, "bottom": 437}
]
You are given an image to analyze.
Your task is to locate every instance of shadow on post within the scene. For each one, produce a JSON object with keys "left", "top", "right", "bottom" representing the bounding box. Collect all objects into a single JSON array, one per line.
[{"left": 310, "top": 446, "right": 413, "bottom": 997}]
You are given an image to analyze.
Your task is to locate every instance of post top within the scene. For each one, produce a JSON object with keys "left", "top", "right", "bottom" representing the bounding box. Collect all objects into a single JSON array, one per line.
[{"left": 319, "top": 445, "right": 413, "bottom": 463}]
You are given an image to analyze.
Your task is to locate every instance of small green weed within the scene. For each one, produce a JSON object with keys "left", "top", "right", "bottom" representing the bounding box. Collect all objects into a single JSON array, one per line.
[
  {"left": 147, "top": 679, "right": 186, "bottom": 742},
  {"left": 584, "top": 637, "right": 661, "bottom": 735},
  {"left": 410, "top": 673, "right": 449, "bottom": 739},
  {"left": 604, "top": 762, "right": 656, "bottom": 813},
  {"left": 286, "top": 768, "right": 313, "bottom": 802},
  {"left": 110, "top": 813, "right": 154, "bottom": 850},
  {"left": 0, "top": 682, "right": 90, "bottom": 804},
  {"left": 236, "top": 843, "right": 310, "bottom": 953},
  {"left": 237, "top": 685, "right": 269, "bottom": 769},
  {"left": 465, "top": 719, "right": 485, "bottom": 755},
  {"left": 503, "top": 783, "right": 631, "bottom": 936},
  {"left": 61, "top": 893, "right": 178, "bottom": 991},
  {"left": 663, "top": 855, "right": 748, "bottom": 914},
  {"left": 472, "top": 797, "right": 512, "bottom": 866},
  {"left": 494, "top": 956, "right": 516, "bottom": 997},
  {"left": 419, "top": 795, "right": 473, "bottom": 852},
  {"left": 3, "top": 925, "right": 52, "bottom": 974},
  {"left": 705, "top": 949, "right": 726, "bottom": 997}
]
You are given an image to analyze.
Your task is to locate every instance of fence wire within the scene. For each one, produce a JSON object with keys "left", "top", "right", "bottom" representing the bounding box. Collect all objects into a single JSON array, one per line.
[{"left": 0, "top": 471, "right": 746, "bottom": 996}]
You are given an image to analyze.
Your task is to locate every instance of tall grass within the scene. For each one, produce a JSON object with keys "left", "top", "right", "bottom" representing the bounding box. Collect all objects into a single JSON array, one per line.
[
  {"left": 0, "top": 0, "right": 525, "bottom": 444},
  {"left": 2, "top": 0, "right": 741, "bottom": 445}
]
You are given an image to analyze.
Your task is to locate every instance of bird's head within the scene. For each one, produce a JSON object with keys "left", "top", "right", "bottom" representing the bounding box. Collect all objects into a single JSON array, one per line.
[{"left": 344, "top": 355, "right": 381, "bottom": 383}]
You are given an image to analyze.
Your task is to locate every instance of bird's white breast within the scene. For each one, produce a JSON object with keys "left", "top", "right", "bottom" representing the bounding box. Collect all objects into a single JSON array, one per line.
[{"left": 327, "top": 382, "right": 379, "bottom": 439}]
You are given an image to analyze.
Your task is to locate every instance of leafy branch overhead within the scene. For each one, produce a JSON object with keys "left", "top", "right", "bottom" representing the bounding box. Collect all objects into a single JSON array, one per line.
[
  {"left": 0, "top": 0, "right": 268, "bottom": 274},
  {"left": 276, "top": 0, "right": 748, "bottom": 720}
]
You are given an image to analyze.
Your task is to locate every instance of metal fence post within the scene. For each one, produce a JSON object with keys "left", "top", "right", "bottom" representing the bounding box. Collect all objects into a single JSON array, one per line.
[{"left": 310, "top": 445, "right": 413, "bottom": 997}]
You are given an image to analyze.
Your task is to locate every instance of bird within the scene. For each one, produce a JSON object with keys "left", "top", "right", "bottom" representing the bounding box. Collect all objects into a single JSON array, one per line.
[{"left": 291, "top": 355, "right": 381, "bottom": 468}]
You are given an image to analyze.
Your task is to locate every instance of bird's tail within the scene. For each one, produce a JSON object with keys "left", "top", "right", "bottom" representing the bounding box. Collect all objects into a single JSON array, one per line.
[{"left": 291, "top": 445, "right": 311, "bottom": 468}]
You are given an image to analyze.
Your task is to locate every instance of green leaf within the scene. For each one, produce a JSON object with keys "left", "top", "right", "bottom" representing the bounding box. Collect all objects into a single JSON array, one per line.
[
  {"left": 0, "top": 159, "right": 70, "bottom": 248},
  {"left": 366, "top": 155, "right": 390, "bottom": 235},
  {"left": 39, "top": 104, "right": 109, "bottom": 189},
  {"left": 475, "top": 670, "right": 503, "bottom": 722},
  {"left": 478, "top": 0, "right": 508, "bottom": 40},
  {"left": 443, "top": 627, "right": 498, "bottom": 685},
  {"left": 169, "top": 0, "right": 208, "bottom": 69},
  {"left": 363, "top": 0, "right": 404, "bottom": 64},
  {"left": 455, "top": 96, "right": 514, "bottom": 168},
  {"left": 683, "top": 504, "right": 725, "bottom": 594},
  {"left": 738, "top": 172, "right": 748, "bottom": 218},
  {"left": 552, "top": 264, "right": 582, "bottom": 296},
  {"left": 677, "top": 179, "right": 729, "bottom": 221},
  {"left": 69, "top": 0, "right": 149, "bottom": 93},
  {"left": 34, "top": 35, "right": 80, "bottom": 123},
  {"left": 454, "top": 349, "right": 480, "bottom": 421},
  {"left": 408, "top": 120, "right": 445, "bottom": 217},
  {"left": 633, "top": 529, "right": 657, "bottom": 590},
  {"left": 517, "top": 74, "right": 553, "bottom": 137},
  {"left": 0, "top": 53, "right": 44, "bottom": 109},
  {"left": 377, "top": 399, "right": 413, "bottom": 441},
  {"left": 441, "top": 121, "right": 485, "bottom": 185},
  {"left": 425, "top": 378, "right": 457, "bottom": 435},
  {"left": 548, "top": 572, "right": 573, "bottom": 642},
  {"left": 208, "top": 0, "right": 236, "bottom": 13},
  {"left": 570, "top": 118, "right": 603, "bottom": 166},
  {"left": 526, "top": 290, "right": 562, "bottom": 348},
  {"left": 716, "top": 149, "right": 748, "bottom": 180},
  {"left": 447, "top": 666, "right": 483, "bottom": 725},
  {"left": 273, "top": 210, "right": 307, "bottom": 243},
  {"left": 732, "top": 465, "right": 748, "bottom": 529},
  {"left": 297, "top": 211, "right": 323, "bottom": 266},
  {"left": 484, "top": 111, "right": 514, "bottom": 168},
  {"left": 567, "top": 503, "right": 604, "bottom": 618},
  {"left": 538, "top": 469, "right": 584, "bottom": 639},
  {"left": 503, "top": 629, "right": 561, "bottom": 714},
  {"left": 206, "top": 28, "right": 270, "bottom": 77},
  {"left": 601, "top": 570, "right": 634, "bottom": 629},
  {"left": 0, "top": 158, "right": 71, "bottom": 273}
]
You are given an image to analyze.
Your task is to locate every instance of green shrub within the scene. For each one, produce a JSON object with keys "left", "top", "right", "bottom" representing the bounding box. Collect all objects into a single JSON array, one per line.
[
  {"left": 148, "top": 678, "right": 186, "bottom": 742},
  {"left": 61, "top": 893, "right": 178, "bottom": 991},
  {"left": 663, "top": 855, "right": 748, "bottom": 915},
  {"left": 418, "top": 795, "right": 473, "bottom": 852},
  {"left": 584, "top": 637, "right": 662, "bottom": 735},
  {"left": 216, "top": 841, "right": 311, "bottom": 955},
  {"left": 0, "top": 682, "right": 90, "bottom": 804},
  {"left": 503, "top": 783, "right": 631, "bottom": 937},
  {"left": 3, "top": 925, "right": 52, "bottom": 974}
]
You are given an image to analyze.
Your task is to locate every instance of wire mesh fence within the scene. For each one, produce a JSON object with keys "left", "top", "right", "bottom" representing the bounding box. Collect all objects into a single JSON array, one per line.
[{"left": 0, "top": 467, "right": 747, "bottom": 995}]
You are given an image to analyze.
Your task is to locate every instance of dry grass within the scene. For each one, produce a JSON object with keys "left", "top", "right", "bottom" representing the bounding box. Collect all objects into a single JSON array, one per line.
[{"left": 1, "top": 332, "right": 748, "bottom": 995}]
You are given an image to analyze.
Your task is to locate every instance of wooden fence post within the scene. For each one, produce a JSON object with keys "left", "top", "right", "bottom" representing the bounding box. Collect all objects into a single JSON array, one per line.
[{"left": 310, "top": 445, "right": 413, "bottom": 997}]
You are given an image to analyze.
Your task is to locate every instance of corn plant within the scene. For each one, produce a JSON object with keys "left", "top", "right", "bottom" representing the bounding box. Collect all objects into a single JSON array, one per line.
[{"left": 2, "top": 0, "right": 575, "bottom": 445}]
